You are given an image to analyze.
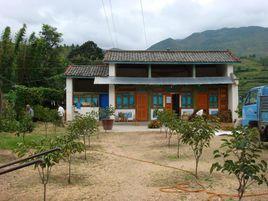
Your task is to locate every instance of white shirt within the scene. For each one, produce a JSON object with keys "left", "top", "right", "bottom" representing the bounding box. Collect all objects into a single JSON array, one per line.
[{"left": 58, "top": 106, "right": 65, "bottom": 117}]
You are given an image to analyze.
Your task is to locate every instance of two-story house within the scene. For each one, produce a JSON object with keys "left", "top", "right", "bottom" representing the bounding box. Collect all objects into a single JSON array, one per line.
[{"left": 65, "top": 50, "right": 240, "bottom": 122}]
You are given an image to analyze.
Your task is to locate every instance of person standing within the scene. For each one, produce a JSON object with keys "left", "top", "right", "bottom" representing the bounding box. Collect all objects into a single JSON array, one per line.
[
  {"left": 58, "top": 104, "right": 65, "bottom": 126},
  {"left": 26, "top": 104, "right": 34, "bottom": 118}
]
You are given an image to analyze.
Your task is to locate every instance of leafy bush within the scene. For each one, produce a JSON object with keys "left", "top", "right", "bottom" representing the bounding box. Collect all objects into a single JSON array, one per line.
[
  {"left": 181, "top": 116, "right": 217, "bottom": 178},
  {"left": 6, "top": 85, "right": 64, "bottom": 114},
  {"left": 211, "top": 127, "right": 268, "bottom": 200},
  {"left": 148, "top": 120, "right": 161, "bottom": 129},
  {"left": 0, "top": 101, "right": 19, "bottom": 132}
]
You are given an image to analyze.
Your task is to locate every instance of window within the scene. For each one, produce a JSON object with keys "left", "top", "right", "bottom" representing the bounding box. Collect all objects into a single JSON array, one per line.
[
  {"left": 116, "top": 93, "right": 135, "bottom": 109},
  {"left": 245, "top": 90, "right": 258, "bottom": 105},
  {"left": 181, "top": 92, "right": 193, "bottom": 108},
  {"left": 209, "top": 92, "right": 218, "bottom": 108},
  {"left": 152, "top": 93, "right": 163, "bottom": 108},
  {"left": 73, "top": 94, "right": 98, "bottom": 107}
]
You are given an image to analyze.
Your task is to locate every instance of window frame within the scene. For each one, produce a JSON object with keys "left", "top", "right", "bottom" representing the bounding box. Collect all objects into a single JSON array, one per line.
[
  {"left": 245, "top": 90, "right": 258, "bottom": 105},
  {"left": 73, "top": 93, "right": 99, "bottom": 107},
  {"left": 116, "top": 92, "right": 135, "bottom": 109},
  {"left": 209, "top": 91, "right": 218, "bottom": 109},
  {"left": 181, "top": 92, "right": 193, "bottom": 109},
  {"left": 152, "top": 93, "right": 163, "bottom": 108}
]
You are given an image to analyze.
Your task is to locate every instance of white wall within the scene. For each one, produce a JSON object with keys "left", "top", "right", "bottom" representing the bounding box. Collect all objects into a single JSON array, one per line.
[
  {"left": 66, "top": 78, "right": 73, "bottom": 121},
  {"left": 74, "top": 107, "right": 99, "bottom": 119},
  {"left": 109, "top": 84, "right": 115, "bottom": 119},
  {"left": 181, "top": 109, "right": 194, "bottom": 116},
  {"left": 109, "top": 63, "right": 116, "bottom": 76},
  {"left": 228, "top": 81, "right": 239, "bottom": 121},
  {"left": 115, "top": 109, "right": 135, "bottom": 121},
  {"left": 226, "top": 65, "right": 234, "bottom": 76}
]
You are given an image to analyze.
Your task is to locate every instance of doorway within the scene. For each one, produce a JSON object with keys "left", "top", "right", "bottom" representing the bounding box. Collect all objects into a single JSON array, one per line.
[
  {"left": 172, "top": 94, "right": 180, "bottom": 116},
  {"left": 136, "top": 93, "right": 148, "bottom": 121},
  {"left": 197, "top": 92, "right": 208, "bottom": 114}
]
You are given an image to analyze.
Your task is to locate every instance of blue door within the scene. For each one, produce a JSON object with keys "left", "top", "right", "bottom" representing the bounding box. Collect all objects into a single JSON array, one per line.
[{"left": 99, "top": 94, "right": 109, "bottom": 108}]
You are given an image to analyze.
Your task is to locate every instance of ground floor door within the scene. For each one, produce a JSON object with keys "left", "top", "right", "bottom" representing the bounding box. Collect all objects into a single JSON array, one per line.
[
  {"left": 136, "top": 93, "right": 148, "bottom": 121},
  {"left": 197, "top": 92, "right": 208, "bottom": 114},
  {"left": 172, "top": 94, "right": 180, "bottom": 116},
  {"left": 99, "top": 94, "right": 109, "bottom": 108}
]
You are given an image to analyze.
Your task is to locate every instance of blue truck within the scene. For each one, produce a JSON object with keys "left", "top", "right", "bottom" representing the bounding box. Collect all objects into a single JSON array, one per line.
[{"left": 242, "top": 85, "right": 268, "bottom": 141}]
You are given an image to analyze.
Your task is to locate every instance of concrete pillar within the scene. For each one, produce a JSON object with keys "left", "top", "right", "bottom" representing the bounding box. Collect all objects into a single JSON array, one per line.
[
  {"left": 192, "top": 64, "right": 196, "bottom": 78},
  {"left": 109, "top": 84, "right": 115, "bottom": 119},
  {"left": 228, "top": 80, "right": 239, "bottom": 122},
  {"left": 66, "top": 78, "right": 73, "bottom": 121},
  {"left": 226, "top": 64, "right": 233, "bottom": 76},
  {"left": 109, "top": 63, "right": 116, "bottom": 76},
  {"left": 148, "top": 64, "right": 152, "bottom": 78}
]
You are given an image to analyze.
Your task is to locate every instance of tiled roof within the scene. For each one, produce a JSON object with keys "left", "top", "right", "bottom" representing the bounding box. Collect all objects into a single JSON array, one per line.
[
  {"left": 104, "top": 50, "right": 240, "bottom": 64},
  {"left": 64, "top": 65, "right": 108, "bottom": 77}
]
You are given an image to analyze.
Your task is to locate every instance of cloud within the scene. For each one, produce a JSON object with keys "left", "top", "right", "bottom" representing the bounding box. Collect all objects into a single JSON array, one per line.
[{"left": 0, "top": 0, "right": 268, "bottom": 50}]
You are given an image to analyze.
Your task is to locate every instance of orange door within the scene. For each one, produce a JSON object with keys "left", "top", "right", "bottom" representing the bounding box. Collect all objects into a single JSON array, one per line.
[
  {"left": 197, "top": 93, "right": 208, "bottom": 114},
  {"left": 136, "top": 93, "right": 148, "bottom": 121}
]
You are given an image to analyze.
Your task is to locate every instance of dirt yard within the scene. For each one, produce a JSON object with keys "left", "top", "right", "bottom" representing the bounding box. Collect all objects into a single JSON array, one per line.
[{"left": 0, "top": 131, "right": 268, "bottom": 201}]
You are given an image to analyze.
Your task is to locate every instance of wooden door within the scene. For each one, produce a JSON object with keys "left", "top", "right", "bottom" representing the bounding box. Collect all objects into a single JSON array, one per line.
[
  {"left": 197, "top": 93, "right": 208, "bottom": 114},
  {"left": 136, "top": 93, "right": 148, "bottom": 121},
  {"left": 219, "top": 87, "right": 228, "bottom": 111}
]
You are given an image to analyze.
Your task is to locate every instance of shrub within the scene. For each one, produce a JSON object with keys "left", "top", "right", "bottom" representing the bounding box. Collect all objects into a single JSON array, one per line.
[
  {"left": 148, "top": 120, "right": 161, "bottom": 129},
  {"left": 211, "top": 127, "right": 268, "bottom": 201},
  {"left": 181, "top": 116, "right": 217, "bottom": 178},
  {"left": 0, "top": 101, "right": 19, "bottom": 132}
]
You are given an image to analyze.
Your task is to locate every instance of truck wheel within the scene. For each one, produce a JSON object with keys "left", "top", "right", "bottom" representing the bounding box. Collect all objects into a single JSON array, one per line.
[
  {"left": 249, "top": 121, "right": 258, "bottom": 128},
  {"left": 260, "top": 127, "right": 268, "bottom": 142}
]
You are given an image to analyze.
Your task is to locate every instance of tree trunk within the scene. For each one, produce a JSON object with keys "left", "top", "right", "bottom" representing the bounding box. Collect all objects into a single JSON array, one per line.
[
  {"left": 43, "top": 183, "right": 47, "bottom": 201},
  {"left": 88, "top": 136, "right": 90, "bottom": 147},
  {"left": 83, "top": 136, "right": 87, "bottom": 160},
  {"left": 68, "top": 156, "right": 71, "bottom": 184},
  {"left": 177, "top": 136, "right": 180, "bottom": 158},
  {"left": 195, "top": 157, "right": 199, "bottom": 178},
  {"left": 45, "top": 122, "right": 48, "bottom": 137}
]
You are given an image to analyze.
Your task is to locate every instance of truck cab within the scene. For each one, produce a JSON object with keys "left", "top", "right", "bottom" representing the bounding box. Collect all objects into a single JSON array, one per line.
[{"left": 242, "top": 86, "right": 268, "bottom": 141}]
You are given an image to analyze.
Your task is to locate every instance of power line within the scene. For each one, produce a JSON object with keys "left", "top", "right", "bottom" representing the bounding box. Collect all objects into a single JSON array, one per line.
[
  {"left": 101, "top": 0, "right": 116, "bottom": 48},
  {"left": 108, "top": 0, "right": 118, "bottom": 48},
  {"left": 139, "top": 0, "right": 148, "bottom": 48}
]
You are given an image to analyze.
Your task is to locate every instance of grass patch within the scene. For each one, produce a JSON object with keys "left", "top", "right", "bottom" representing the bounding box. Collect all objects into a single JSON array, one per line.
[{"left": 0, "top": 123, "right": 67, "bottom": 150}]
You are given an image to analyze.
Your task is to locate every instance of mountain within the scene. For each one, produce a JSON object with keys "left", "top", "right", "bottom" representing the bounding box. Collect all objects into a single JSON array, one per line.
[{"left": 148, "top": 26, "right": 268, "bottom": 57}]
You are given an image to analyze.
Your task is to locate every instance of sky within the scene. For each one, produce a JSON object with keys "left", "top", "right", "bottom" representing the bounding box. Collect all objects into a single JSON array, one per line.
[{"left": 0, "top": 0, "right": 268, "bottom": 50}]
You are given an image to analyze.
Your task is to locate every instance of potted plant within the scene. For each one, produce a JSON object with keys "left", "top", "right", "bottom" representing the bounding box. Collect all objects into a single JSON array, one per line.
[{"left": 100, "top": 106, "right": 115, "bottom": 131}]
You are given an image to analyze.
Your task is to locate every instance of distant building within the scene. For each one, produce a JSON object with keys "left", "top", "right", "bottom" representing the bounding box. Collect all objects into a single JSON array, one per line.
[{"left": 64, "top": 50, "right": 240, "bottom": 122}]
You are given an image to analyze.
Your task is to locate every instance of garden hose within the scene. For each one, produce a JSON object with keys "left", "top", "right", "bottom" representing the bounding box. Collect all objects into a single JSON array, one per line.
[{"left": 94, "top": 150, "right": 268, "bottom": 201}]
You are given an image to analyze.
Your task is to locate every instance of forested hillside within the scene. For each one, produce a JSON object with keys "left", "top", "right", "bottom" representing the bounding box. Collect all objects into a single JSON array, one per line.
[
  {"left": 148, "top": 26, "right": 268, "bottom": 57},
  {"left": 234, "top": 57, "right": 268, "bottom": 97}
]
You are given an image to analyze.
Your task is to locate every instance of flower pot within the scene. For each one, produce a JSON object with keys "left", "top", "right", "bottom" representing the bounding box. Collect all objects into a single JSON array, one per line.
[{"left": 102, "top": 119, "right": 114, "bottom": 130}]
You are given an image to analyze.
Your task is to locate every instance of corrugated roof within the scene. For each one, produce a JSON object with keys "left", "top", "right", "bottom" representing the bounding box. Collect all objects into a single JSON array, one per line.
[
  {"left": 94, "top": 76, "right": 234, "bottom": 85},
  {"left": 64, "top": 65, "right": 108, "bottom": 77},
  {"left": 104, "top": 50, "right": 240, "bottom": 64}
]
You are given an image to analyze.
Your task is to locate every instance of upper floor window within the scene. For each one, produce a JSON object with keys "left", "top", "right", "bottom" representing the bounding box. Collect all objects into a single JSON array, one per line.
[
  {"left": 116, "top": 93, "right": 135, "bottom": 109},
  {"left": 152, "top": 93, "right": 163, "bottom": 108},
  {"left": 209, "top": 92, "right": 218, "bottom": 108},
  {"left": 245, "top": 90, "right": 258, "bottom": 105},
  {"left": 181, "top": 92, "right": 193, "bottom": 108}
]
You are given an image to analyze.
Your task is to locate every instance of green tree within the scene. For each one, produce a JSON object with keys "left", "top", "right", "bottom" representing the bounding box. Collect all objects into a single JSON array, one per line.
[
  {"left": 16, "top": 113, "right": 34, "bottom": 143},
  {"left": 211, "top": 127, "right": 268, "bottom": 200},
  {"left": 181, "top": 116, "right": 216, "bottom": 178},
  {"left": 15, "top": 137, "right": 62, "bottom": 201},
  {"left": 0, "top": 26, "right": 14, "bottom": 92},
  {"left": 67, "top": 41, "right": 103, "bottom": 65},
  {"left": 57, "top": 134, "right": 83, "bottom": 184}
]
